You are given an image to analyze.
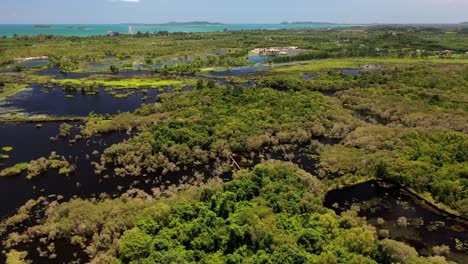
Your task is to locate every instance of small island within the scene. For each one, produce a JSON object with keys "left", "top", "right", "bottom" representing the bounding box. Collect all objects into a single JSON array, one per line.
[
  {"left": 281, "top": 21, "right": 336, "bottom": 25},
  {"left": 33, "top": 25, "right": 53, "bottom": 28}
]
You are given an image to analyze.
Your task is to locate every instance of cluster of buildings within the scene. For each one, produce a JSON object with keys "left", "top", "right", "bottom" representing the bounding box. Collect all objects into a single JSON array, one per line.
[
  {"left": 107, "top": 26, "right": 135, "bottom": 36},
  {"left": 250, "top": 46, "right": 305, "bottom": 56}
]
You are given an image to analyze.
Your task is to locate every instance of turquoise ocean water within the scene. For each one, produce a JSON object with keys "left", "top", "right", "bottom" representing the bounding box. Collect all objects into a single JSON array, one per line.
[{"left": 0, "top": 24, "right": 358, "bottom": 37}]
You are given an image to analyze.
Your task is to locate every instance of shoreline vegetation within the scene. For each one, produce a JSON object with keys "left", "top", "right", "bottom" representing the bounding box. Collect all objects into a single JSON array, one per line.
[
  {"left": 0, "top": 26, "right": 467, "bottom": 263},
  {"left": 328, "top": 179, "right": 467, "bottom": 221}
]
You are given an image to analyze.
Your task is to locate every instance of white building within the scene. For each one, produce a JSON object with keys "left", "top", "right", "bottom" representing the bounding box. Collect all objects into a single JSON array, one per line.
[{"left": 128, "top": 26, "right": 135, "bottom": 35}]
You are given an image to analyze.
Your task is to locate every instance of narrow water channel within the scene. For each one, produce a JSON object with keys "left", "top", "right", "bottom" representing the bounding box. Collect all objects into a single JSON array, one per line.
[{"left": 324, "top": 181, "right": 468, "bottom": 263}]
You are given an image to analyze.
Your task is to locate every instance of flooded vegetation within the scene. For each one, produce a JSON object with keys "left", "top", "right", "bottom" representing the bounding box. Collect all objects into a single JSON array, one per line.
[
  {"left": 325, "top": 181, "right": 468, "bottom": 263},
  {"left": 14, "top": 58, "right": 50, "bottom": 69},
  {"left": 247, "top": 54, "right": 272, "bottom": 64},
  {"left": 0, "top": 122, "right": 130, "bottom": 218},
  {"left": 0, "top": 84, "right": 159, "bottom": 117},
  {"left": 207, "top": 65, "right": 271, "bottom": 76}
]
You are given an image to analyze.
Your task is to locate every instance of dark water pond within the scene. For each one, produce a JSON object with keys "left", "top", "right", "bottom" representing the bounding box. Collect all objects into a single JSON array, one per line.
[
  {"left": 302, "top": 73, "right": 315, "bottom": 79},
  {"left": 247, "top": 55, "right": 273, "bottom": 64},
  {"left": 341, "top": 69, "right": 362, "bottom": 76},
  {"left": 208, "top": 66, "right": 270, "bottom": 76},
  {"left": 0, "top": 121, "right": 220, "bottom": 221},
  {"left": 0, "top": 84, "right": 158, "bottom": 117},
  {"left": 15, "top": 58, "right": 49, "bottom": 68},
  {"left": 0, "top": 122, "right": 140, "bottom": 219},
  {"left": 15, "top": 237, "right": 89, "bottom": 264},
  {"left": 268, "top": 150, "right": 318, "bottom": 174},
  {"left": 34, "top": 67, "right": 154, "bottom": 78},
  {"left": 324, "top": 181, "right": 468, "bottom": 263}
]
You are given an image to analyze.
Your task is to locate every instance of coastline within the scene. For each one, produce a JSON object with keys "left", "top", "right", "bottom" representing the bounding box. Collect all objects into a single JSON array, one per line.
[{"left": 0, "top": 23, "right": 360, "bottom": 37}]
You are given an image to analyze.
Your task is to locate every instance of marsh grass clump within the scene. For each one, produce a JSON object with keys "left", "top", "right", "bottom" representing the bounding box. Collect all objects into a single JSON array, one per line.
[
  {"left": 5, "top": 250, "right": 28, "bottom": 263},
  {"left": 397, "top": 216, "right": 408, "bottom": 227},
  {"left": 0, "top": 167, "right": 22, "bottom": 177},
  {"left": 432, "top": 245, "right": 450, "bottom": 256},
  {"left": 378, "top": 229, "right": 390, "bottom": 238},
  {"left": 59, "top": 123, "right": 73, "bottom": 137},
  {"left": 26, "top": 152, "right": 75, "bottom": 179},
  {"left": 0, "top": 162, "right": 28, "bottom": 177},
  {"left": 2, "top": 146, "right": 13, "bottom": 152},
  {"left": 27, "top": 157, "right": 50, "bottom": 179}
]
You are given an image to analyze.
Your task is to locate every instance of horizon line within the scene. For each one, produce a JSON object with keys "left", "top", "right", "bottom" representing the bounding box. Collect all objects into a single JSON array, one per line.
[{"left": 0, "top": 22, "right": 466, "bottom": 25}]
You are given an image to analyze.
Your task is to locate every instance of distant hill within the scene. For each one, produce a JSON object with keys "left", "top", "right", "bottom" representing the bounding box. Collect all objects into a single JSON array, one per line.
[
  {"left": 280, "top": 21, "right": 336, "bottom": 25},
  {"left": 141, "top": 21, "right": 225, "bottom": 26}
]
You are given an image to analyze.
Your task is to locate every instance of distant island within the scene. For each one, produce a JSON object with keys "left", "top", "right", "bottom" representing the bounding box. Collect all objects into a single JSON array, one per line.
[
  {"left": 139, "top": 21, "right": 225, "bottom": 26},
  {"left": 281, "top": 21, "right": 336, "bottom": 25},
  {"left": 33, "top": 25, "right": 52, "bottom": 28}
]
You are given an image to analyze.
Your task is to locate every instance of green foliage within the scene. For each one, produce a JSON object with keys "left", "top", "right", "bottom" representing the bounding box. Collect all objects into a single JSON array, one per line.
[
  {"left": 119, "top": 228, "right": 153, "bottom": 261},
  {"left": 0, "top": 163, "right": 29, "bottom": 177},
  {"left": 5, "top": 250, "right": 29, "bottom": 264},
  {"left": 99, "top": 86, "right": 356, "bottom": 177},
  {"left": 0, "top": 83, "right": 28, "bottom": 99},
  {"left": 321, "top": 126, "right": 468, "bottom": 216},
  {"left": 1, "top": 27, "right": 467, "bottom": 264},
  {"left": 117, "top": 162, "right": 381, "bottom": 263},
  {"left": 59, "top": 123, "right": 73, "bottom": 137},
  {"left": 109, "top": 65, "right": 119, "bottom": 74},
  {"left": 26, "top": 153, "right": 75, "bottom": 179}
]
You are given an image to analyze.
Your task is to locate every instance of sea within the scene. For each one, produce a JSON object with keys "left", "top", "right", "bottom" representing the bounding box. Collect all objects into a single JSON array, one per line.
[{"left": 0, "top": 24, "right": 358, "bottom": 37}]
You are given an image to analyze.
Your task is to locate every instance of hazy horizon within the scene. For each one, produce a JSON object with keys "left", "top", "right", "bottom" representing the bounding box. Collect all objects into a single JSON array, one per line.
[
  {"left": 1, "top": 0, "right": 467, "bottom": 24},
  {"left": 0, "top": 21, "right": 467, "bottom": 25}
]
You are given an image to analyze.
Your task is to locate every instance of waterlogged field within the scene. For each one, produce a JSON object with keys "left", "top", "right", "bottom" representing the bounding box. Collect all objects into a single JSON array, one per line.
[
  {"left": 0, "top": 26, "right": 467, "bottom": 263},
  {"left": 51, "top": 78, "right": 183, "bottom": 88}
]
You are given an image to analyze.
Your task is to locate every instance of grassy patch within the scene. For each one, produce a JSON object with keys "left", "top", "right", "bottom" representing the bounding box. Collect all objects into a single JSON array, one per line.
[
  {"left": 2, "top": 146, "right": 13, "bottom": 152},
  {"left": 0, "top": 84, "right": 28, "bottom": 99},
  {"left": 113, "top": 93, "right": 132, "bottom": 99},
  {"left": 269, "top": 57, "right": 468, "bottom": 74},
  {"left": 0, "top": 162, "right": 28, "bottom": 177}
]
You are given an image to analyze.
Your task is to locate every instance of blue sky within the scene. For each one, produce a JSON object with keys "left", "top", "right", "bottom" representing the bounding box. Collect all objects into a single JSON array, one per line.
[{"left": 1, "top": 0, "right": 467, "bottom": 24}]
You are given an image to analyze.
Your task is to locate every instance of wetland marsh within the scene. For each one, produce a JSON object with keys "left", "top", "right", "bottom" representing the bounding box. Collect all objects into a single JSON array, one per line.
[{"left": 0, "top": 26, "right": 467, "bottom": 263}]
